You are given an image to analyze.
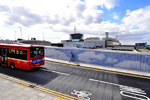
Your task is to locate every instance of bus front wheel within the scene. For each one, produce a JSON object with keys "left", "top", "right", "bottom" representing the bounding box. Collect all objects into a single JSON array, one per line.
[{"left": 10, "top": 62, "right": 15, "bottom": 69}]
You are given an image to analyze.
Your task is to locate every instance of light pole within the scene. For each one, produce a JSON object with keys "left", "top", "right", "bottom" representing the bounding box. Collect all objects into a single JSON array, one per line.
[
  {"left": 28, "top": 34, "right": 29, "bottom": 40},
  {"left": 18, "top": 27, "right": 22, "bottom": 39},
  {"left": 43, "top": 33, "right": 44, "bottom": 41},
  {"left": 14, "top": 30, "right": 17, "bottom": 40}
]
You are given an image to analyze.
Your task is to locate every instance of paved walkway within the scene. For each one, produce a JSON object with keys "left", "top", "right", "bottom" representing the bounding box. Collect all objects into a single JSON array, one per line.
[{"left": 0, "top": 75, "right": 66, "bottom": 100}]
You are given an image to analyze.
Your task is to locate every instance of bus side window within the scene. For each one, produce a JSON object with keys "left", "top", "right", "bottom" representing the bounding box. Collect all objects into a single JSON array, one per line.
[
  {"left": 5, "top": 49, "right": 8, "bottom": 56},
  {"left": 1, "top": 48, "right": 4, "bottom": 56},
  {"left": 20, "top": 50, "right": 27, "bottom": 60},
  {"left": 8, "top": 49, "right": 10, "bottom": 57},
  {"left": 1, "top": 48, "right": 7, "bottom": 56},
  {"left": 9, "top": 49, "right": 15, "bottom": 58},
  {"left": 15, "top": 50, "right": 20, "bottom": 59}
]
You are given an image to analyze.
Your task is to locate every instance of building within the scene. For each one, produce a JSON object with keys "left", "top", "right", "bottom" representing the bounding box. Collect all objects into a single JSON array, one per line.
[
  {"left": 62, "top": 33, "right": 84, "bottom": 48},
  {"left": 61, "top": 32, "right": 121, "bottom": 48},
  {"left": 103, "top": 32, "right": 121, "bottom": 47},
  {"left": 0, "top": 40, "right": 17, "bottom": 44},
  {"left": 51, "top": 43, "right": 63, "bottom": 47},
  {"left": 111, "top": 46, "right": 135, "bottom": 51},
  {"left": 84, "top": 37, "right": 105, "bottom": 48},
  {"left": 18, "top": 38, "right": 51, "bottom": 46},
  {"left": 84, "top": 32, "right": 120, "bottom": 49},
  {"left": 135, "top": 42, "right": 147, "bottom": 49}
]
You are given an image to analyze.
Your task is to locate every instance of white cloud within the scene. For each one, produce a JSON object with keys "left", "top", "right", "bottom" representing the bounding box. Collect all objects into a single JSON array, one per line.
[
  {"left": 0, "top": 0, "right": 105, "bottom": 42},
  {"left": 0, "top": 0, "right": 150, "bottom": 45},
  {"left": 85, "top": 0, "right": 119, "bottom": 10},
  {"left": 122, "top": 6, "right": 150, "bottom": 31},
  {"left": 117, "top": 6, "right": 150, "bottom": 44},
  {"left": 98, "top": 0, "right": 119, "bottom": 9}
]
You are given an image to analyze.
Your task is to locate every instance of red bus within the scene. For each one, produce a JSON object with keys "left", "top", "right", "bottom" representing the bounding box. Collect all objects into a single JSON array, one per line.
[{"left": 0, "top": 44, "right": 44, "bottom": 70}]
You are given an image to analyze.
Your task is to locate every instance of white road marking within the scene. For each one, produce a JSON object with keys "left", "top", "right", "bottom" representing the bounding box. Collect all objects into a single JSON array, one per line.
[
  {"left": 89, "top": 78, "right": 150, "bottom": 100},
  {"left": 120, "top": 86, "right": 146, "bottom": 95},
  {"left": 51, "top": 71, "right": 70, "bottom": 76},
  {"left": 120, "top": 91, "right": 150, "bottom": 100},
  {"left": 40, "top": 68, "right": 69, "bottom": 76},
  {"left": 71, "top": 90, "right": 92, "bottom": 100},
  {"left": 89, "top": 78, "right": 120, "bottom": 86}
]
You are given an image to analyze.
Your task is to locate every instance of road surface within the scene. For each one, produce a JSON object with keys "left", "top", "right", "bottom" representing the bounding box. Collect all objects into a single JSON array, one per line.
[{"left": 0, "top": 61, "right": 150, "bottom": 100}]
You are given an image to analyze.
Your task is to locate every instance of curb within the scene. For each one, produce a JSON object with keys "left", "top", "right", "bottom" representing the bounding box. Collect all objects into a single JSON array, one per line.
[{"left": 0, "top": 73, "right": 82, "bottom": 100}]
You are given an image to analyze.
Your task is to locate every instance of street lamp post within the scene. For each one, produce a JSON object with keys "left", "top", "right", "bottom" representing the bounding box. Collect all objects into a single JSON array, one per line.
[
  {"left": 14, "top": 30, "right": 17, "bottom": 40},
  {"left": 43, "top": 33, "right": 44, "bottom": 41},
  {"left": 18, "top": 27, "right": 22, "bottom": 39}
]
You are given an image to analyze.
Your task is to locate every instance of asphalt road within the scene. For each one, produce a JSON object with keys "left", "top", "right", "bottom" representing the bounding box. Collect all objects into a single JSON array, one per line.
[{"left": 0, "top": 61, "right": 150, "bottom": 100}]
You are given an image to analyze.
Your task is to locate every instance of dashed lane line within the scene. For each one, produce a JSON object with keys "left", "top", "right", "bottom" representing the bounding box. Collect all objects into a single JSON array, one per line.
[
  {"left": 40, "top": 68, "right": 70, "bottom": 76},
  {"left": 0, "top": 73, "right": 82, "bottom": 100},
  {"left": 52, "top": 71, "right": 70, "bottom": 76}
]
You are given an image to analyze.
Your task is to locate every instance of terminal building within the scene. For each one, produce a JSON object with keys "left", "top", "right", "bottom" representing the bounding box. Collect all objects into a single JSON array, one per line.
[
  {"left": 84, "top": 32, "right": 120, "bottom": 48},
  {"left": 103, "top": 32, "right": 120, "bottom": 47},
  {"left": 62, "top": 33, "right": 84, "bottom": 48},
  {"left": 61, "top": 32, "right": 121, "bottom": 48},
  {"left": 84, "top": 37, "right": 105, "bottom": 48}
]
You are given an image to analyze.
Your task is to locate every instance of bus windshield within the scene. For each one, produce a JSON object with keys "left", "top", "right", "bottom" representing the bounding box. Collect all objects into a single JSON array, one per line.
[{"left": 30, "top": 47, "right": 44, "bottom": 58}]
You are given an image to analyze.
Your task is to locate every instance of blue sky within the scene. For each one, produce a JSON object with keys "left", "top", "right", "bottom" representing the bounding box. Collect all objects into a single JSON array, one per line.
[
  {"left": 0, "top": 0, "right": 150, "bottom": 44},
  {"left": 102, "top": 0, "right": 150, "bottom": 23}
]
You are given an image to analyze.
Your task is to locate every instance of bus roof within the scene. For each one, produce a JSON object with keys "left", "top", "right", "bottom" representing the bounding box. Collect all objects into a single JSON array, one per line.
[{"left": 0, "top": 43, "right": 44, "bottom": 48}]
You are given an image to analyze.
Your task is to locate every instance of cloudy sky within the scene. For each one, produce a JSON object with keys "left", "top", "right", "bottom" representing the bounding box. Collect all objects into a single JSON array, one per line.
[{"left": 0, "top": 0, "right": 150, "bottom": 44}]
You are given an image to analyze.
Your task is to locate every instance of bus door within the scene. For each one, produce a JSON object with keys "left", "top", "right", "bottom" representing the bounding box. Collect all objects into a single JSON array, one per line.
[{"left": 1, "top": 49, "right": 8, "bottom": 66}]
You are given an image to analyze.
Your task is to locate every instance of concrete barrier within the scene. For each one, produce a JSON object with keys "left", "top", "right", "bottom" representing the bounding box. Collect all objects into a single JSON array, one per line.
[{"left": 45, "top": 47, "right": 150, "bottom": 73}]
